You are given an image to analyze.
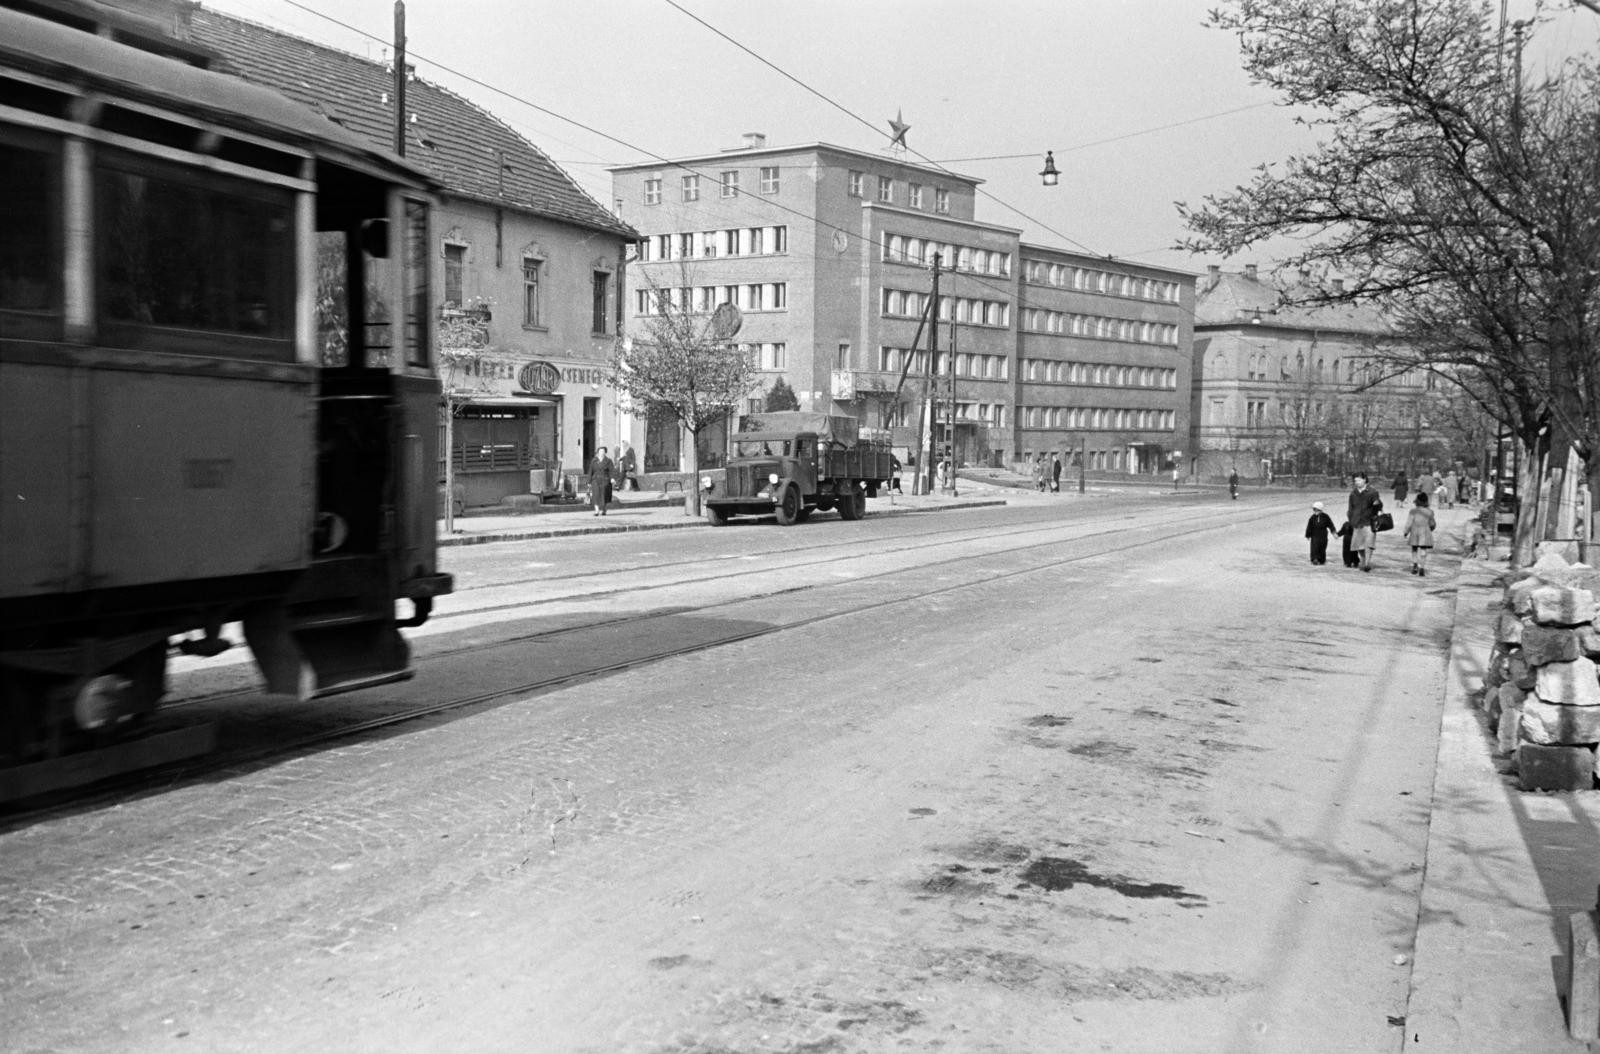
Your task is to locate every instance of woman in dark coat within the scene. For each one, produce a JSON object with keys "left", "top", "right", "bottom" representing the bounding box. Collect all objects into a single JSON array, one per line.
[
  {"left": 587, "top": 446, "right": 614, "bottom": 516},
  {"left": 1393, "top": 471, "right": 1408, "bottom": 507}
]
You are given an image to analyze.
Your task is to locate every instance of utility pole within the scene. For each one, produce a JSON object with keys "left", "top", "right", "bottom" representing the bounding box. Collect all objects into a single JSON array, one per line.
[
  {"left": 392, "top": 2, "right": 406, "bottom": 157},
  {"left": 947, "top": 308, "right": 958, "bottom": 496},
  {"left": 920, "top": 253, "right": 942, "bottom": 496}
]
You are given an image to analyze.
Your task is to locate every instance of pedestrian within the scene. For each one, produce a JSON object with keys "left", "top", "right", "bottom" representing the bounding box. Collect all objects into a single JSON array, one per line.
[
  {"left": 1404, "top": 491, "right": 1437, "bottom": 576},
  {"left": 1346, "top": 471, "right": 1384, "bottom": 572},
  {"left": 1433, "top": 480, "right": 1449, "bottom": 510},
  {"left": 586, "top": 445, "right": 613, "bottom": 516},
  {"left": 1337, "top": 520, "right": 1359, "bottom": 567},
  {"left": 1229, "top": 468, "right": 1239, "bottom": 500},
  {"left": 1051, "top": 453, "right": 1062, "bottom": 493},
  {"left": 1393, "top": 471, "right": 1408, "bottom": 507},
  {"left": 1440, "top": 472, "right": 1458, "bottom": 509},
  {"left": 1032, "top": 454, "right": 1046, "bottom": 492},
  {"left": 889, "top": 454, "right": 904, "bottom": 494},
  {"left": 617, "top": 442, "right": 639, "bottom": 491},
  {"left": 1305, "top": 501, "right": 1337, "bottom": 565}
]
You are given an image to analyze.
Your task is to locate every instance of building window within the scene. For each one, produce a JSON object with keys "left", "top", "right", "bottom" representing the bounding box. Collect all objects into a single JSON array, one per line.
[
  {"left": 721, "top": 170, "right": 740, "bottom": 197},
  {"left": 877, "top": 176, "right": 893, "bottom": 203},
  {"left": 644, "top": 178, "right": 661, "bottom": 205},
  {"left": 762, "top": 342, "right": 787, "bottom": 370},
  {"left": 443, "top": 244, "right": 464, "bottom": 305},
  {"left": 848, "top": 170, "right": 864, "bottom": 197},
  {"left": 760, "top": 166, "right": 779, "bottom": 194},
  {"left": 522, "top": 257, "right": 542, "bottom": 327},
  {"left": 682, "top": 175, "right": 699, "bottom": 202},
  {"left": 592, "top": 272, "right": 611, "bottom": 334},
  {"left": 909, "top": 183, "right": 924, "bottom": 209},
  {"left": 934, "top": 188, "right": 949, "bottom": 213},
  {"left": 772, "top": 226, "right": 788, "bottom": 253}
]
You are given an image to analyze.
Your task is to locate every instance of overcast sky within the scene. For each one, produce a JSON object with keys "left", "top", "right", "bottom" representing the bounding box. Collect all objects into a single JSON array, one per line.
[{"left": 199, "top": 0, "right": 1598, "bottom": 277}]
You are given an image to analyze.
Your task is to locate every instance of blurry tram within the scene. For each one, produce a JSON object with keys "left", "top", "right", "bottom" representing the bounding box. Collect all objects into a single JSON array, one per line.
[{"left": 0, "top": 1, "right": 452, "bottom": 792}]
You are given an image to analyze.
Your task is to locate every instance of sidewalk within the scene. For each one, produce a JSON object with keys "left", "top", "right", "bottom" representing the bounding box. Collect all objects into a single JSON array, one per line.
[
  {"left": 1407, "top": 546, "right": 1600, "bottom": 1051},
  {"left": 436, "top": 477, "right": 1020, "bottom": 547}
]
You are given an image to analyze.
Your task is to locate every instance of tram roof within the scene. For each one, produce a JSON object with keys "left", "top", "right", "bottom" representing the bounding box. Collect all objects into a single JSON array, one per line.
[{"left": 0, "top": 5, "right": 435, "bottom": 189}]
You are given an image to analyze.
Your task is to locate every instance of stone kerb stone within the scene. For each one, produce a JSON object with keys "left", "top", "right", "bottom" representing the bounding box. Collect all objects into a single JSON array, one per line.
[
  {"left": 1531, "top": 586, "right": 1599, "bottom": 627},
  {"left": 1487, "top": 555, "right": 1600, "bottom": 791}
]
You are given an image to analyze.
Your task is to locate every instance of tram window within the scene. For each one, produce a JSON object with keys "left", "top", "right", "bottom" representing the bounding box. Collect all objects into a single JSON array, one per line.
[
  {"left": 0, "top": 140, "right": 57, "bottom": 329},
  {"left": 96, "top": 152, "right": 293, "bottom": 359},
  {"left": 403, "top": 199, "right": 432, "bottom": 368}
]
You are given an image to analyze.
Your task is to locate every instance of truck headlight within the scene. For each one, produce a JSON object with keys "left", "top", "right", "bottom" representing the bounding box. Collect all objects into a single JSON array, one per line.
[
  {"left": 701, "top": 475, "right": 714, "bottom": 491},
  {"left": 768, "top": 472, "right": 780, "bottom": 485}
]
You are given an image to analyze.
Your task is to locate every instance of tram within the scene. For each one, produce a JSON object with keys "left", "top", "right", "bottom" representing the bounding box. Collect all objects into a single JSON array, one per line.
[{"left": 0, "top": 1, "right": 451, "bottom": 793}]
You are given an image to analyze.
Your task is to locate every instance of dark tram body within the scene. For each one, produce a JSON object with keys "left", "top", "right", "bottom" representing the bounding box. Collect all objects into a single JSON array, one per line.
[{"left": 0, "top": 1, "right": 451, "bottom": 791}]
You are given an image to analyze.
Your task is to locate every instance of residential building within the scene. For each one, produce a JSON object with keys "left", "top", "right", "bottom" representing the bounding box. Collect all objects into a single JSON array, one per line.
[
  {"left": 187, "top": 4, "right": 638, "bottom": 508},
  {"left": 1191, "top": 264, "right": 1440, "bottom": 480},
  {"left": 612, "top": 136, "right": 1193, "bottom": 475}
]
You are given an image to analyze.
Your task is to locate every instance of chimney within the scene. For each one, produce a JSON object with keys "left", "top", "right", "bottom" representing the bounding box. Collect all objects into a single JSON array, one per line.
[
  {"left": 1332, "top": 277, "right": 1345, "bottom": 293},
  {"left": 1243, "top": 263, "right": 1258, "bottom": 282},
  {"left": 742, "top": 132, "right": 767, "bottom": 150},
  {"left": 1205, "top": 264, "right": 1221, "bottom": 291}
]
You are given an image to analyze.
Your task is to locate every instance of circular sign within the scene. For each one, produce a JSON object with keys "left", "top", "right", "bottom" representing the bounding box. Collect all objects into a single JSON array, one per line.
[
  {"left": 710, "top": 303, "right": 743, "bottom": 340},
  {"left": 517, "top": 360, "right": 561, "bottom": 395}
]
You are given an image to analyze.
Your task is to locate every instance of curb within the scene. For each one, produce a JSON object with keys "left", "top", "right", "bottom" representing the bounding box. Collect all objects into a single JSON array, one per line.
[{"left": 437, "top": 498, "right": 1009, "bottom": 546}]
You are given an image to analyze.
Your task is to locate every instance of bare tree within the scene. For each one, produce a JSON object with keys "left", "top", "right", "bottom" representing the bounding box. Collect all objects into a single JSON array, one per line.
[
  {"left": 1181, "top": 0, "right": 1600, "bottom": 559},
  {"left": 611, "top": 273, "right": 759, "bottom": 516}
]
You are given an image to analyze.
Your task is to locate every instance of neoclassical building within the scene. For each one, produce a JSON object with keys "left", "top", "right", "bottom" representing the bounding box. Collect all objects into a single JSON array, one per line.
[{"left": 1191, "top": 265, "right": 1441, "bottom": 480}]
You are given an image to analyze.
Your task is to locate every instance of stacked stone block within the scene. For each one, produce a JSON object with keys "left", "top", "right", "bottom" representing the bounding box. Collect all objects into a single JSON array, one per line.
[{"left": 1481, "top": 553, "right": 1600, "bottom": 791}]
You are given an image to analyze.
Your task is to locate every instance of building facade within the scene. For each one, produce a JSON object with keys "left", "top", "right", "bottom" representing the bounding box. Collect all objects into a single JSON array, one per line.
[
  {"left": 187, "top": 6, "right": 639, "bottom": 508},
  {"left": 612, "top": 137, "right": 1193, "bottom": 475},
  {"left": 1192, "top": 265, "right": 1441, "bottom": 480}
]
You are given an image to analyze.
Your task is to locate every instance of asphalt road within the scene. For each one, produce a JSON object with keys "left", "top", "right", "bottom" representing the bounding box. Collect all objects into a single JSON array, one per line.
[{"left": 0, "top": 491, "right": 1469, "bottom": 1053}]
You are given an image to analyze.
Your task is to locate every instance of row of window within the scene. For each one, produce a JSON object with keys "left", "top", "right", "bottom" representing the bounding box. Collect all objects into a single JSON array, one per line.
[
  {"left": 1020, "top": 406, "right": 1177, "bottom": 431},
  {"left": 1240, "top": 351, "right": 1432, "bottom": 388},
  {"left": 876, "top": 346, "right": 1010, "bottom": 380},
  {"left": 1022, "top": 360, "right": 1178, "bottom": 389},
  {"left": 882, "top": 288, "right": 1011, "bottom": 327},
  {"left": 881, "top": 234, "right": 1011, "bottom": 276},
  {"left": 635, "top": 226, "right": 789, "bottom": 262},
  {"left": 1021, "top": 309, "right": 1179, "bottom": 346},
  {"left": 1024, "top": 260, "right": 1181, "bottom": 303},
  {"left": 645, "top": 167, "right": 781, "bottom": 205},
  {"left": 634, "top": 283, "right": 789, "bottom": 315},
  {"left": 849, "top": 170, "right": 951, "bottom": 213},
  {"left": 737, "top": 341, "right": 787, "bottom": 371}
]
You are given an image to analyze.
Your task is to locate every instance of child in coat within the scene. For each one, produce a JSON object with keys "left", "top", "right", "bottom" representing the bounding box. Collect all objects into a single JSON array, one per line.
[
  {"left": 1404, "top": 491, "right": 1437, "bottom": 576},
  {"left": 1305, "top": 502, "right": 1337, "bottom": 565},
  {"left": 1338, "top": 520, "right": 1359, "bottom": 567}
]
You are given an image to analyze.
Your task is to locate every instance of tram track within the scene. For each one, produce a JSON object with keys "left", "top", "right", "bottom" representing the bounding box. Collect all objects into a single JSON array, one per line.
[{"left": 4, "top": 503, "right": 1252, "bottom": 824}]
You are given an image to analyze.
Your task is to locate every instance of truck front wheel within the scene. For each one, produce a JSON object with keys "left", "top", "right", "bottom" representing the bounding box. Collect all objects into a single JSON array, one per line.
[
  {"left": 775, "top": 485, "right": 801, "bottom": 526},
  {"left": 705, "top": 504, "right": 728, "bottom": 526}
]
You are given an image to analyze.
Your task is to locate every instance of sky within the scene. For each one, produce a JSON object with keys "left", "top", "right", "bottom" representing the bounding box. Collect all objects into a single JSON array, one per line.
[{"left": 197, "top": 0, "right": 1600, "bottom": 277}]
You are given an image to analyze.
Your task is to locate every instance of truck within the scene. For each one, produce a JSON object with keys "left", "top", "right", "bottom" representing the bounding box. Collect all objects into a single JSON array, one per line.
[{"left": 699, "top": 412, "right": 894, "bottom": 526}]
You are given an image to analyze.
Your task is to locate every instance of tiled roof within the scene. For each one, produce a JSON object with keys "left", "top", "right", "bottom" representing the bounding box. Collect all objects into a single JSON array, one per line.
[
  {"left": 1195, "top": 269, "right": 1391, "bottom": 337},
  {"left": 185, "top": 5, "right": 635, "bottom": 241}
]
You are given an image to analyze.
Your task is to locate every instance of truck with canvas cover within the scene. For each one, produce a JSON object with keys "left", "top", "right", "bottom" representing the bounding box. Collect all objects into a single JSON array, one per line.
[{"left": 699, "top": 413, "right": 893, "bottom": 525}]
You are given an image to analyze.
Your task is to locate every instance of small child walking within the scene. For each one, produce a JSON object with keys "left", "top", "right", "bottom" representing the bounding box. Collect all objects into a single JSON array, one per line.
[
  {"left": 1404, "top": 491, "right": 1437, "bottom": 576},
  {"left": 1305, "top": 501, "right": 1337, "bottom": 565}
]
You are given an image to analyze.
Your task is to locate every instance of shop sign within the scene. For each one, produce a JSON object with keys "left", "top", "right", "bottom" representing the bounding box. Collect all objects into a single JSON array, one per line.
[{"left": 518, "top": 360, "right": 561, "bottom": 395}]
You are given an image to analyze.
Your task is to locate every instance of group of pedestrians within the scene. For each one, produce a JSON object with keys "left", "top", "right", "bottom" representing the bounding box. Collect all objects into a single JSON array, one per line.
[
  {"left": 1028, "top": 452, "right": 1063, "bottom": 492},
  {"left": 1306, "top": 470, "right": 1447, "bottom": 575}
]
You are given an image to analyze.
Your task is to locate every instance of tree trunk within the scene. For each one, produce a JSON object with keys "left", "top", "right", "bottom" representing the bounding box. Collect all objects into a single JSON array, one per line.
[
  {"left": 686, "top": 425, "right": 702, "bottom": 517},
  {"left": 1512, "top": 436, "right": 1544, "bottom": 569}
]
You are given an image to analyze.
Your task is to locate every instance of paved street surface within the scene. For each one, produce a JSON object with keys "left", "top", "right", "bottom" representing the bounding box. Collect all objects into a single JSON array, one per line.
[{"left": 3, "top": 486, "right": 1598, "bottom": 1053}]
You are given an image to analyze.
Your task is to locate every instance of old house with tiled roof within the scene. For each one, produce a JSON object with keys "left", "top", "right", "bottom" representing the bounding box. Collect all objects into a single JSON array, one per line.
[
  {"left": 182, "top": 2, "right": 638, "bottom": 508},
  {"left": 1192, "top": 264, "right": 1444, "bottom": 481}
]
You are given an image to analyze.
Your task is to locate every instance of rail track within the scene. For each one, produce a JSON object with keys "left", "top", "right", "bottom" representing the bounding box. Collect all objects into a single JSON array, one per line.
[{"left": 3, "top": 500, "right": 1266, "bottom": 823}]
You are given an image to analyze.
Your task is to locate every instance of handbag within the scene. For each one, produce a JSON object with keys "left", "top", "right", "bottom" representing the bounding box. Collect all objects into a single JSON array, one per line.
[{"left": 1375, "top": 512, "right": 1395, "bottom": 532}]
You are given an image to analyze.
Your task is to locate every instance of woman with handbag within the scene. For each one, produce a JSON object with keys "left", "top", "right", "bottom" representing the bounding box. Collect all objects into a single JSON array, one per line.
[{"left": 1346, "top": 472, "right": 1385, "bottom": 573}]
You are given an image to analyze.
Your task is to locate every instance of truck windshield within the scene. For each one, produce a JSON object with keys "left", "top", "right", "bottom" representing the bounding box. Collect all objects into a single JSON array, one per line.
[{"left": 734, "top": 439, "right": 790, "bottom": 457}]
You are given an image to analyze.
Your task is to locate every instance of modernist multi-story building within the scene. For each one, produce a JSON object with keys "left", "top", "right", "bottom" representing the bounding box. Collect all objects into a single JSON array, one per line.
[
  {"left": 1191, "top": 264, "right": 1442, "bottom": 480},
  {"left": 187, "top": 5, "right": 638, "bottom": 508},
  {"left": 612, "top": 136, "right": 1194, "bottom": 475}
]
